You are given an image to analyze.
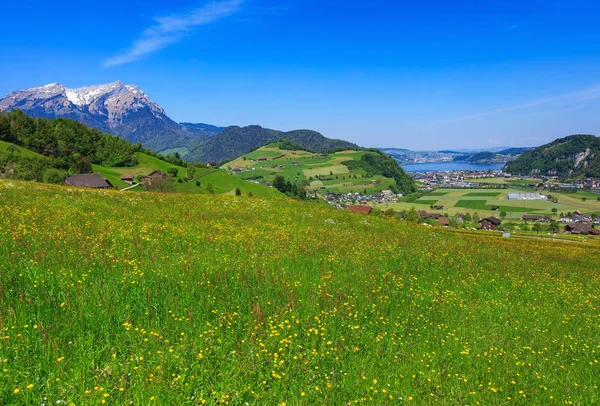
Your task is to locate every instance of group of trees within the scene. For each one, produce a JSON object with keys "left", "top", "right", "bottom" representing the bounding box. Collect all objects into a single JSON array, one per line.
[
  {"left": 0, "top": 110, "right": 140, "bottom": 167},
  {"left": 272, "top": 175, "right": 307, "bottom": 199}
]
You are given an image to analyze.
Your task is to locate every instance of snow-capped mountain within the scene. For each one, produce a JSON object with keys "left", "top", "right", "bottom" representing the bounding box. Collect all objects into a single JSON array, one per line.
[{"left": 0, "top": 81, "right": 221, "bottom": 151}]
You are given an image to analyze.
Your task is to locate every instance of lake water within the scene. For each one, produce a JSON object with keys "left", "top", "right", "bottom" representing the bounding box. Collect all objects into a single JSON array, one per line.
[{"left": 401, "top": 162, "right": 505, "bottom": 173}]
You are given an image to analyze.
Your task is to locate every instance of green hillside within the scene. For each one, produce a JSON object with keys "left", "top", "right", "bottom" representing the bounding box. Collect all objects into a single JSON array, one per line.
[
  {"left": 1, "top": 180, "right": 599, "bottom": 404},
  {"left": 504, "top": 134, "right": 600, "bottom": 178},
  {"left": 93, "top": 152, "right": 281, "bottom": 197},
  {"left": 0, "top": 140, "right": 46, "bottom": 160},
  {"left": 224, "top": 143, "right": 416, "bottom": 194}
]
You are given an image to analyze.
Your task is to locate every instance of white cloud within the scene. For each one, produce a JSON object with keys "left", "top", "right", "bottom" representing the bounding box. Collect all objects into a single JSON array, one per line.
[
  {"left": 446, "top": 85, "right": 600, "bottom": 122},
  {"left": 104, "top": 0, "right": 244, "bottom": 67}
]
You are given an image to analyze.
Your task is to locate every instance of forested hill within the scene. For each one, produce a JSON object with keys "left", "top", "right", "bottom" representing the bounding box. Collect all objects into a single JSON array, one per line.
[
  {"left": 503, "top": 134, "right": 600, "bottom": 178},
  {"left": 0, "top": 110, "right": 178, "bottom": 182},
  {"left": 190, "top": 125, "right": 359, "bottom": 163},
  {"left": 343, "top": 149, "right": 417, "bottom": 194}
]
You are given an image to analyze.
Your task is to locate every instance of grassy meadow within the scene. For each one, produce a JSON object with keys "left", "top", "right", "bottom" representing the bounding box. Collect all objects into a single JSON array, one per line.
[
  {"left": 223, "top": 144, "right": 397, "bottom": 194},
  {"left": 1, "top": 180, "right": 600, "bottom": 404},
  {"left": 378, "top": 188, "right": 600, "bottom": 219},
  {"left": 92, "top": 152, "right": 280, "bottom": 198}
]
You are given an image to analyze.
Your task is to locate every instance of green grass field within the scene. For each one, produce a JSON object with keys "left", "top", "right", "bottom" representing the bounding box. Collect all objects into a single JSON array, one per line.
[
  {"left": 0, "top": 140, "right": 47, "bottom": 160},
  {"left": 223, "top": 144, "right": 397, "bottom": 194},
  {"left": 91, "top": 152, "right": 281, "bottom": 198},
  {"left": 1, "top": 180, "right": 599, "bottom": 404}
]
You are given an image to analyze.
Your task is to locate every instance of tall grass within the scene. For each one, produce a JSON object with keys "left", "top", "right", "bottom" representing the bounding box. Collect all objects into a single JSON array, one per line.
[{"left": 0, "top": 180, "right": 599, "bottom": 404}]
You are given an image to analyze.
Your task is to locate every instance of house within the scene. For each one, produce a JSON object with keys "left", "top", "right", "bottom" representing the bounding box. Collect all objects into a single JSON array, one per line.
[
  {"left": 491, "top": 205, "right": 499, "bottom": 211},
  {"left": 142, "top": 170, "right": 167, "bottom": 186},
  {"left": 120, "top": 174, "right": 135, "bottom": 184},
  {"left": 348, "top": 205, "right": 373, "bottom": 214},
  {"left": 419, "top": 211, "right": 440, "bottom": 220},
  {"left": 565, "top": 222, "right": 594, "bottom": 235},
  {"left": 479, "top": 216, "right": 501, "bottom": 230},
  {"left": 65, "top": 173, "right": 110, "bottom": 189},
  {"left": 257, "top": 157, "right": 268, "bottom": 162},
  {"left": 522, "top": 214, "right": 547, "bottom": 222},
  {"left": 438, "top": 217, "right": 450, "bottom": 227}
]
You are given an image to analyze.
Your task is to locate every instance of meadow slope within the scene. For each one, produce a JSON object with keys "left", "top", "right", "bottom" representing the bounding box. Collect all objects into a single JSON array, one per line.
[{"left": 0, "top": 180, "right": 599, "bottom": 404}]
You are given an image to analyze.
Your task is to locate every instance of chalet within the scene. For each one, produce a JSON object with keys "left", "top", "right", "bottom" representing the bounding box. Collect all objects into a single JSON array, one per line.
[
  {"left": 479, "top": 216, "right": 501, "bottom": 230},
  {"left": 491, "top": 205, "right": 499, "bottom": 211},
  {"left": 438, "top": 217, "right": 450, "bottom": 227},
  {"left": 232, "top": 167, "right": 244, "bottom": 173},
  {"left": 65, "top": 173, "right": 110, "bottom": 189},
  {"left": 522, "top": 214, "right": 548, "bottom": 222},
  {"left": 120, "top": 174, "right": 135, "bottom": 184},
  {"left": 257, "top": 157, "right": 268, "bottom": 162},
  {"left": 291, "top": 162, "right": 299, "bottom": 166},
  {"left": 565, "top": 222, "right": 594, "bottom": 235},
  {"left": 419, "top": 211, "right": 440, "bottom": 220},
  {"left": 142, "top": 170, "right": 167, "bottom": 186},
  {"left": 348, "top": 205, "right": 373, "bottom": 214}
]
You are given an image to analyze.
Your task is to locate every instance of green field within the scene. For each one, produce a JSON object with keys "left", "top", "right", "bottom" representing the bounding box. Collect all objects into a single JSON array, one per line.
[
  {"left": 224, "top": 144, "right": 397, "bottom": 194},
  {"left": 0, "top": 140, "right": 46, "bottom": 160},
  {"left": 463, "top": 191, "right": 502, "bottom": 197},
  {"left": 92, "top": 152, "right": 281, "bottom": 198},
  {"left": 1, "top": 180, "right": 599, "bottom": 404}
]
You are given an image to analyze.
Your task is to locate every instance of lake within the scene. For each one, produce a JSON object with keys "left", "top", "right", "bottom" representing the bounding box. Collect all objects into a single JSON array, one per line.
[{"left": 401, "top": 162, "right": 505, "bottom": 173}]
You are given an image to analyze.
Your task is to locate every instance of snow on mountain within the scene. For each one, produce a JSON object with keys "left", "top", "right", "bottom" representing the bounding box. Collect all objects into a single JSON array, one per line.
[{"left": 0, "top": 81, "right": 225, "bottom": 158}]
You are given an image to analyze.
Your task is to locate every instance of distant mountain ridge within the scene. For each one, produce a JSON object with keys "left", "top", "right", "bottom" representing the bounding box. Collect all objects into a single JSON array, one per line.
[
  {"left": 503, "top": 134, "right": 600, "bottom": 178},
  {"left": 0, "top": 81, "right": 358, "bottom": 163}
]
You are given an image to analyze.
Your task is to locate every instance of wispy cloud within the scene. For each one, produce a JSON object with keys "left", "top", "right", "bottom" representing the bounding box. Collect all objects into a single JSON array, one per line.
[
  {"left": 445, "top": 86, "right": 600, "bottom": 122},
  {"left": 104, "top": 0, "right": 244, "bottom": 67}
]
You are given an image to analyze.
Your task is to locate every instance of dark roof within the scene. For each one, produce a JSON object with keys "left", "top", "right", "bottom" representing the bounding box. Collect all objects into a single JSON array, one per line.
[
  {"left": 147, "top": 170, "right": 166, "bottom": 177},
  {"left": 522, "top": 214, "right": 544, "bottom": 220},
  {"left": 348, "top": 205, "right": 373, "bottom": 214},
  {"left": 566, "top": 222, "right": 593, "bottom": 234},
  {"left": 65, "top": 173, "right": 110, "bottom": 189},
  {"left": 480, "top": 216, "right": 501, "bottom": 225}
]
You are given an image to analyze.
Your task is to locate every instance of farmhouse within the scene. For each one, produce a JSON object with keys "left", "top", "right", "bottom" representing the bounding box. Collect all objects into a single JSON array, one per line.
[
  {"left": 348, "top": 205, "right": 373, "bottom": 214},
  {"left": 522, "top": 214, "right": 548, "bottom": 222},
  {"left": 479, "top": 216, "right": 501, "bottom": 230},
  {"left": 65, "top": 173, "right": 110, "bottom": 189},
  {"left": 565, "top": 222, "right": 595, "bottom": 235},
  {"left": 120, "top": 174, "right": 135, "bottom": 184},
  {"left": 419, "top": 211, "right": 441, "bottom": 220},
  {"left": 438, "top": 217, "right": 450, "bottom": 227},
  {"left": 142, "top": 170, "right": 167, "bottom": 186}
]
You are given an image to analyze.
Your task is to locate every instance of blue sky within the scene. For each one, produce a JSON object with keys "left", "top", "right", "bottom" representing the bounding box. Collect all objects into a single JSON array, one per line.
[{"left": 1, "top": 0, "right": 599, "bottom": 149}]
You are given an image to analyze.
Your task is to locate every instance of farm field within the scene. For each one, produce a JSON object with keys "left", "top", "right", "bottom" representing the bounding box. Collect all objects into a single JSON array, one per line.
[
  {"left": 1, "top": 180, "right": 600, "bottom": 404},
  {"left": 223, "top": 144, "right": 397, "bottom": 194},
  {"left": 377, "top": 188, "right": 600, "bottom": 218}
]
